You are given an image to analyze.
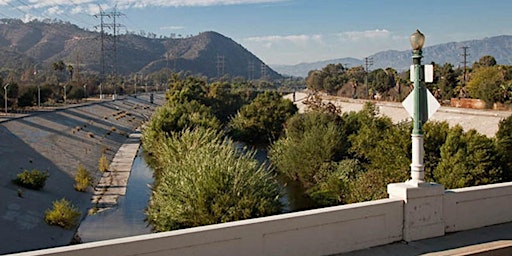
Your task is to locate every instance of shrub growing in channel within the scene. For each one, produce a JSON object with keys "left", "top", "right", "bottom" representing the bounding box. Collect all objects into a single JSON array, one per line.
[
  {"left": 45, "top": 198, "right": 81, "bottom": 229},
  {"left": 74, "top": 163, "right": 93, "bottom": 192},
  {"left": 146, "top": 128, "right": 282, "bottom": 231},
  {"left": 12, "top": 169, "right": 49, "bottom": 190}
]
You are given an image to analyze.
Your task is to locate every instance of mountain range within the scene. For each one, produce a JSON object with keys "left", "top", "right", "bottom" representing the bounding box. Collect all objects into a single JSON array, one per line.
[
  {"left": 272, "top": 35, "right": 512, "bottom": 77},
  {"left": 1, "top": 18, "right": 511, "bottom": 81},
  {"left": 0, "top": 18, "right": 280, "bottom": 79}
]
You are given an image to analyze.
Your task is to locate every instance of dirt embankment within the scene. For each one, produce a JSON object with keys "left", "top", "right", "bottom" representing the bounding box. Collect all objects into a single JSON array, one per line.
[{"left": 0, "top": 94, "right": 162, "bottom": 254}]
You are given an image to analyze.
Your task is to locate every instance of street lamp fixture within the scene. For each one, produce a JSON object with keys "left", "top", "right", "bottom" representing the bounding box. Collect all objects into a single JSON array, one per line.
[
  {"left": 409, "top": 29, "right": 427, "bottom": 186},
  {"left": 410, "top": 29, "right": 425, "bottom": 51}
]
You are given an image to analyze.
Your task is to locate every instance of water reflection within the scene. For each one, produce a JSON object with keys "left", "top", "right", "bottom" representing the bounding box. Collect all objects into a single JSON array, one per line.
[{"left": 77, "top": 147, "right": 153, "bottom": 242}]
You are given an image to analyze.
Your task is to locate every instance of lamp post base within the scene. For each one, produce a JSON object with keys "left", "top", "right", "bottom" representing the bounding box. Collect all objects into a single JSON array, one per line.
[
  {"left": 388, "top": 182, "right": 445, "bottom": 241},
  {"left": 410, "top": 134, "right": 425, "bottom": 185}
]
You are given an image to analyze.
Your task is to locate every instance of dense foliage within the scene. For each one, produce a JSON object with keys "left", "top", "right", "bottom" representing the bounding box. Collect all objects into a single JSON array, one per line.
[
  {"left": 142, "top": 75, "right": 292, "bottom": 232},
  {"left": 141, "top": 73, "right": 512, "bottom": 228},
  {"left": 228, "top": 91, "right": 297, "bottom": 145},
  {"left": 269, "top": 101, "right": 512, "bottom": 209},
  {"left": 146, "top": 128, "right": 281, "bottom": 231},
  {"left": 305, "top": 55, "right": 512, "bottom": 108}
]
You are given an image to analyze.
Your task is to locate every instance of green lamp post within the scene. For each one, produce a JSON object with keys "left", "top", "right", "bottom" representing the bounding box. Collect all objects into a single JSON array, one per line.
[{"left": 410, "top": 29, "right": 426, "bottom": 185}]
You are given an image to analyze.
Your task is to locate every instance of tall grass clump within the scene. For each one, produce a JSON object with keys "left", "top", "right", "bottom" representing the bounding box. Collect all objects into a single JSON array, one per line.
[
  {"left": 98, "top": 154, "right": 110, "bottom": 172},
  {"left": 74, "top": 163, "right": 93, "bottom": 192},
  {"left": 45, "top": 198, "right": 81, "bottom": 229},
  {"left": 146, "top": 128, "right": 282, "bottom": 232},
  {"left": 12, "top": 169, "right": 50, "bottom": 190}
]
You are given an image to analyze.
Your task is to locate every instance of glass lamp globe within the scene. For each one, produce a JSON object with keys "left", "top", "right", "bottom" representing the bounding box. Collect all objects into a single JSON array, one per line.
[{"left": 410, "top": 29, "right": 425, "bottom": 51}]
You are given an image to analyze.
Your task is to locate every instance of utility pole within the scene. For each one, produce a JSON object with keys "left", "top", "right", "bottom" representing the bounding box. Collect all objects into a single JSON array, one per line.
[
  {"left": 4, "top": 83, "right": 8, "bottom": 114},
  {"left": 365, "top": 57, "right": 374, "bottom": 99},
  {"left": 34, "top": 64, "right": 40, "bottom": 107},
  {"left": 76, "top": 51, "right": 81, "bottom": 93},
  {"left": 460, "top": 46, "right": 470, "bottom": 91}
]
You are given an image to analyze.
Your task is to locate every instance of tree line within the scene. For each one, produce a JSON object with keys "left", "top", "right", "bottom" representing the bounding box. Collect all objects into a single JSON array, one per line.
[
  {"left": 306, "top": 55, "right": 512, "bottom": 108},
  {"left": 141, "top": 74, "right": 512, "bottom": 232}
]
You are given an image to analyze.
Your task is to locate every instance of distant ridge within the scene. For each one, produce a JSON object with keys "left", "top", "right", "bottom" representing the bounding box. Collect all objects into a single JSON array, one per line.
[
  {"left": 272, "top": 35, "right": 512, "bottom": 77},
  {"left": 0, "top": 19, "right": 281, "bottom": 79}
]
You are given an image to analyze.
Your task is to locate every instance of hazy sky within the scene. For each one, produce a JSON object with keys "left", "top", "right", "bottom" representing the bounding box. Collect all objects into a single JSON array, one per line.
[{"left": 1, "top": 0, "right": 512, "bottom": 65}]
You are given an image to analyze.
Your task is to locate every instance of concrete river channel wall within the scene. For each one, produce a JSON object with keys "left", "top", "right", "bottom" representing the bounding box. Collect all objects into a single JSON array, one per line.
[{"left": 0, "top": 94, "right": 164, "bottom": 254}]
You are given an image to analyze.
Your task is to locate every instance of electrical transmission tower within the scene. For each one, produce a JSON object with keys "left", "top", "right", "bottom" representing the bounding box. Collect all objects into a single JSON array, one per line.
[
  {"left": 364, "top": 57, "right": 374, "bottom": 98},
  {"left": 248, "top": 61, "right": 255, "bottom": 80},
  {"left": 106, "top": 6, "right": 124, "bottom": 77},
  {"left": 94, "top": 5, "right": 107, "bottom": 81},
  {"left": 216, "top": 55, "right": 225, "bottom": 78},
  {"left": 94, "top": 5, "right": 124, "bottom": 81},
  {"left": 261, "top": 63, "right": 268, "bottom": 80}
]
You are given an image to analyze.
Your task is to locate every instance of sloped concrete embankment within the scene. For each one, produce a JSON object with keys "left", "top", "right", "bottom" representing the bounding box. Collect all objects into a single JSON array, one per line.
[{"left": 0, "top": 95, "right": 161, "bottom": 254}]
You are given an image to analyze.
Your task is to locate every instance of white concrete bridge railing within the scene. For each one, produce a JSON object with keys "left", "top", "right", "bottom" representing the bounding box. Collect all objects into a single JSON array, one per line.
[{"left": 11, "top": 181, "right": 512, "bottom": 256}]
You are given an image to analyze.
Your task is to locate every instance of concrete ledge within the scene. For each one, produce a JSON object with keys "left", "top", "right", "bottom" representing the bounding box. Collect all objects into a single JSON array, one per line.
[
  {"left": 444, "top": 182, "right": 512, "bottom": 232},
  {"left": 11, "top": 199, "right": 403, "bottom": 256}
]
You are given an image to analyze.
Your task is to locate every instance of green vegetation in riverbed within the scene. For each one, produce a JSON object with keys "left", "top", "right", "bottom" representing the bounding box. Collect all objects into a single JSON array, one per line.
[
  {"left": 74, "top": 163, "right": 93, "bottom": 192},
  {"left": 270, "top": 101, "right": 512, "bottom": 208},
  {"left": 12, "top": 169, "right": 49, "bottom": 190},
  {"left": 98, "top": 154, "right": 109, "bottom": 172},
  {"left": 142, "top": 75, "right": 294, "bottom": 231},
  {"left": 45, "top": 198, "right": 80, "bottom": 229},
  {"left": 146, "top": 128, "right": 281, "bottom": 231}
]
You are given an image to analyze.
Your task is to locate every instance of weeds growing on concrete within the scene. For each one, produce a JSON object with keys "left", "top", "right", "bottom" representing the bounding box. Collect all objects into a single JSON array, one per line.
[
  {"left": 98, "top": 154, "right": 110, "bottom": 172},
  {"left": 12, "top": 169, "right": 50, "bottom": 190},
  {"left": 74, "top": 163, "right": 93, "bottom": 192},
  {"left": 45, "top": 198, "right": 80, "bottom": 229}
]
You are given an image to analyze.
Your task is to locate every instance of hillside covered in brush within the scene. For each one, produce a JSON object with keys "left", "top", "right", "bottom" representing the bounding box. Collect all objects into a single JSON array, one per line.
[{"left": 0, "top": 19, "right": 280, "bottom": 79}]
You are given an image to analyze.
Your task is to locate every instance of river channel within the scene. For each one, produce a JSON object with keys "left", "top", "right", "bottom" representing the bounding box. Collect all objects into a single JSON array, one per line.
[
  {"left": 77, "top": 146, "right": 310, "bottom": 243},
  {"left": 76, "top": 147, "right": 153, "bottom": 242}
]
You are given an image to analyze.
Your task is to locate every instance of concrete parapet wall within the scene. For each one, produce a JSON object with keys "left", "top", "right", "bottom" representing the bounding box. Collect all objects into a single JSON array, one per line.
[
  {"left": 444, "top": 182, "right": 512, "bottom": 233},
  {"left": 12, "top": 182, "right": 512, "bottom": 256},
  {"left": 12, "top": 199, "right": 403, "bottom": 256}
]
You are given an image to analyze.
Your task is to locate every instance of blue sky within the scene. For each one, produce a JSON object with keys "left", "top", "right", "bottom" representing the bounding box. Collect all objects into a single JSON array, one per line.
[{"left": 1, "top": 0, "right": 512, "bottom": 65}]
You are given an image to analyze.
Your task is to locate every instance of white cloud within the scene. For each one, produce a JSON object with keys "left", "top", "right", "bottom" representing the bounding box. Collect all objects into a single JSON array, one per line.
[
  {"left": 244, "top": 34, "right": 322, "bottom": 46},
  {"left": 338, "top": 29, "right": 391, "bottom": 41},
  {"left": 114, "top": 0, "right": 286, "bottom": 8},
  {"left": 160, "top": 26, "right": 185, "bottom": 30},
  {"left": 46, "top": 6, "right": 64, "bottom": 15},
  {"left": 241, "top": 29, "right": 412, "bottom": 65}
]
